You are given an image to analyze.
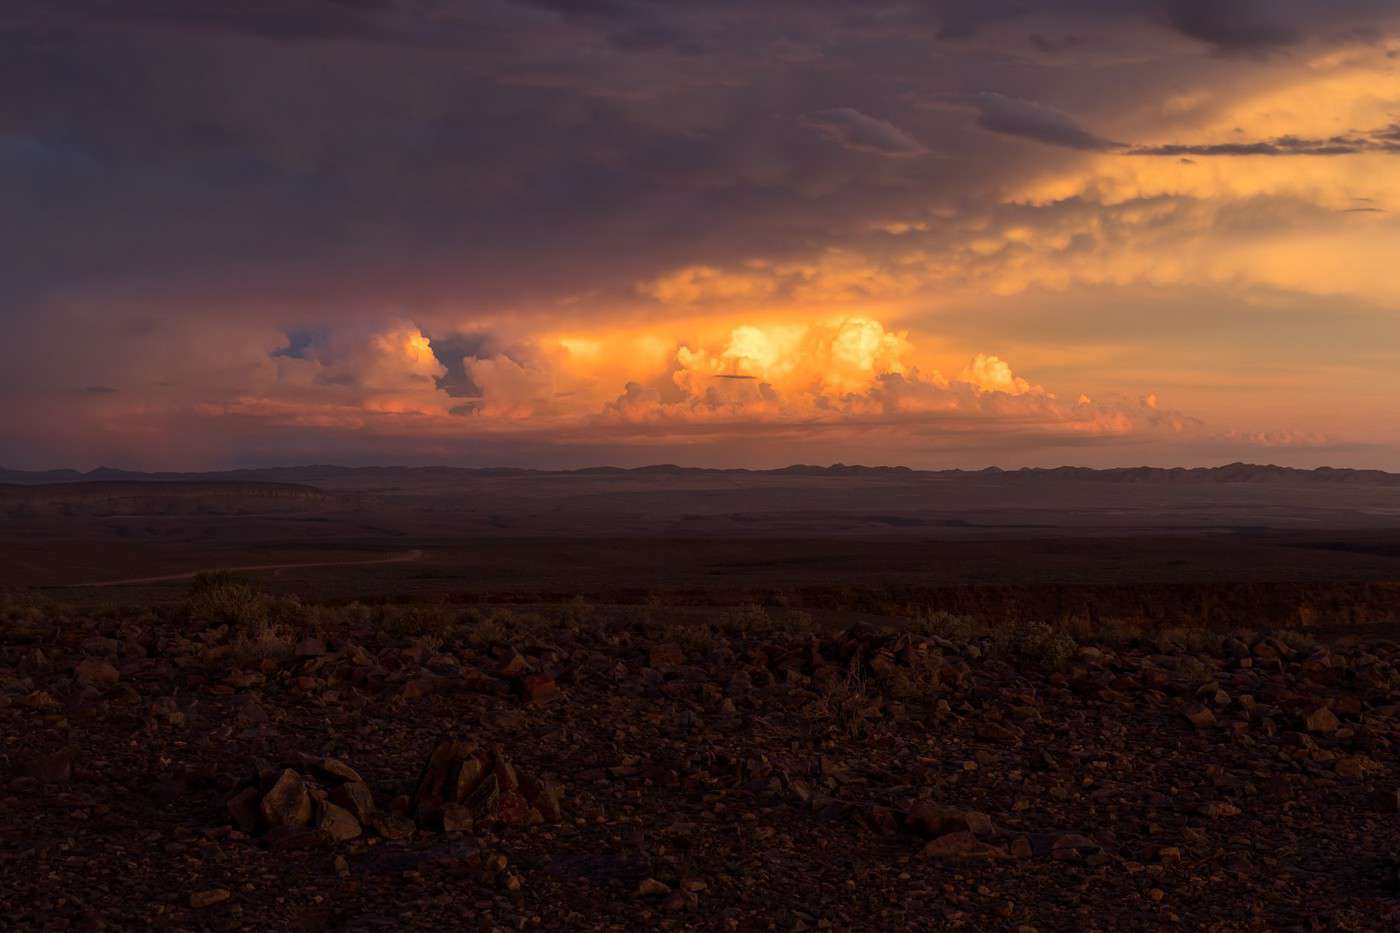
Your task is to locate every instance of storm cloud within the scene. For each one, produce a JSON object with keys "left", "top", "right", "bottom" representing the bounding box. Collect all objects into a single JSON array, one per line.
[{"left": 3, "top": 0, "right": 1400, "bottom": 469}]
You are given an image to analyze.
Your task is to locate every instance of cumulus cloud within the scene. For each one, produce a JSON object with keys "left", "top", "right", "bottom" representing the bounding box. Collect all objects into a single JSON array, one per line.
[
  {"left": 461, "top": 354, "right": 558, "bottom": 418},
  {"left": 583, "top": 317, "right": 1199, "bottom": 451},
  {"left": 959, "top": 354, "right": 1040, "bottom": 395},
  {"left": 801, "top": 108, "right": 928, "bottom": 157},
  {"left": 263, "top": 320, "right": 451, "bottom": 416}
]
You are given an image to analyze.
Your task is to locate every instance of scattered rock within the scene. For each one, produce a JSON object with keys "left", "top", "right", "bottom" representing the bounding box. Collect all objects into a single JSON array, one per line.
[
  {"left": 259, "top": 769, "right": 313, "bottom": 829},
  {"left": 24, "top": 749, "right": 73, "bottom": 784},
  {"left": 1303, "top": 706, "right": 1340, "bottom": 735},
  {"left": 515, "top": 673, "right": 559, "bottom": 705},
  {"left": 1183, "top": 705, "right": 1216, "bottom": 729},
  {"left": 637, "top": 878, "right": 672, "bottom": 898},
  {"left": 189, "top": 889, "right": 231, "bottom": 909},
  {"left": 923, "top": 832, "right": 1005, "bottom": 860},
  {"left": 411, "top": 738, "right": 563, "bottom": 830}
]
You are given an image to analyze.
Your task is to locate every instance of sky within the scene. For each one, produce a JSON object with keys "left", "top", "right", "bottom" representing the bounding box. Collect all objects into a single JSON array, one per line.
[{"left": 4, "top": 0, "right": 1400, "bottom": 471}]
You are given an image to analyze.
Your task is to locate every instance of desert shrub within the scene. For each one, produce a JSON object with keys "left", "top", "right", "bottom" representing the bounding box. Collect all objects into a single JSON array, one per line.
[
  {"left": 0, "top": 590, "right": 59, "bottom": 627},
  {"left": 308, "top": 601, "right": 373, "bottom": 632},
  {"left": 1091, "top": 617, "right": 1149, "bottom": 646},
  {"left": 806, "top": 671, "right": 878, "bottom": 737},
  {"left": 1001, "top": 621, "right": 1078, "bottom": 668},
  {"left": 413, "top": 633, "right": 445, "bottom": 655},
  {"left": 1275, "top": 628, "right": 1320, "bottom": 654},
  {"left": 188, "top": 573, "right": 310, "bottom": 661},
  {"left": 668, "top": 622, "right": 716, "bottom": 654},
  {"left": 718, "top": 603, "right": 772, "bottom": 636},
  {"left": 188, "top": 573, "right": 271, "bottom": 629},
  {"left": 557, "top": 595, "right": 595, "bottom": 627},
  {"left": 717, "top": 603, "right": 814, "bottom": 637},
  {"left": 382, "top": 600, "right": 463, "bottom": 638},
  {"left": 910, "top": 610, "right": 991, "bottom": 641},
  {"left": 1154, "top": 626, "right": 1221, "bottom": 655},
  {"left": 465, "top": 608, "right": 510, "bottom": 647}
]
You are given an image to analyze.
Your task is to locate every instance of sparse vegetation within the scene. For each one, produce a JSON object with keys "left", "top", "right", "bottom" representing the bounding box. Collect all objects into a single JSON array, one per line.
[
  {"left": 381, "top": 600, "right": 464, "bottom": 639},
  {"left": 806, "top": 671, "right": 878, "bottom": 738},
  {"left": 717, "top": 603, "right": 815, "bottom": 637},
  {"left": 0, "top": 590, "right": 60, "bottom": 627},
  {"left": 667, "top": 621, "right": 716, "bottom": 655},
  {"left": 187, "top": 573, "right": 310, "bottom": 661},
  {"left": 1001, "top": 621, "right": 1078, "bottom": 668}
]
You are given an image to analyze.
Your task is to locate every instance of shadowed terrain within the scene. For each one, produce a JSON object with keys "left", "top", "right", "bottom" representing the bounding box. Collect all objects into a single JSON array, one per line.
[{"left": 3, "top": 463, "right": 1400, "bottom": 930}]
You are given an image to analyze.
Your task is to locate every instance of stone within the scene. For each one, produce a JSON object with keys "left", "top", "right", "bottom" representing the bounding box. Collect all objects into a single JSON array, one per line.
[
  {"left": 637, "top": 878, "right": 672, "bottom": 898},
  {"left": 233, "top": 694, "right": 269, "bottom": 724},
  {"left": 189, "top": 889, "right": 231, "bottom": 909},
  {"left": 260, "top": 769, "right": 313, "bottom": 829},
  {"left": 516, "top": 673, "right": 558, "bottom": 705},
  {"left": 664, "top": 890, "right": 699, "bottom": 911},
  {"left": 368, "top": 812, "right": 416, "bottom": 841},
  {"left": 441, "top": 803, "right": 474, "bottom": 833},
  {"left": 264, "top": 826, "right": 335, "bottom": 850},
  {"left": 922, "top": 831, "right": 1004, "bottom": 860},
  {"left": 1303, "top": 706, "right": 1340, "bottom": 735},
  {"left": 295, "top": 637, "right": 327, "bottom": 657},
  {"left": 314, "top": 757, "right": 365, "bottom": 785},
  {"left": 74, "top": 659, "right": 120, "bottom": 689},
  {"left": 413, "top": 738, "right": 479, "bottom": 822},
  {"left": 329, "top": 780, "right": 376, "bottom": 823},
  {"left": 25, "top": 749, "right": 73, "bottom": 784},
  {"left": 649, "top": 643, "right": 686, "bottom": 670},
  {"left": 1050, "top": 834, "right": 1102, "bottom": 861},
  {"left": 226, "top": 786, "right": 262, "bottom": 833},
  {"left": 1183, "top": 705, "right": 1216, "bottom": 729},
  {"left": 317, "top": 800, "right": 363, "bottom": 841},
  {"left": 224, "top": 670, "right": 263, "bottom": 689},
  {"left": 905, "top": 803, "right": 991, "bottom": 838}
]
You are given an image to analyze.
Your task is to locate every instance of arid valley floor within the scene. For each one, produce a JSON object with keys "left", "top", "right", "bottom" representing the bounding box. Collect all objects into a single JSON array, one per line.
[{"left": 4, "top": 465, "right": 1400, "bottom": 930}]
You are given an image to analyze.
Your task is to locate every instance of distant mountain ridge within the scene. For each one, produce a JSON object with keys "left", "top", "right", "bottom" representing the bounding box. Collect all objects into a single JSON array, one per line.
[
  {"left": 0, "top": 480, "right": 349, "bottom": 516},
  {"left": 1, "top": 462, "right": 1397, "bottom": 486}
]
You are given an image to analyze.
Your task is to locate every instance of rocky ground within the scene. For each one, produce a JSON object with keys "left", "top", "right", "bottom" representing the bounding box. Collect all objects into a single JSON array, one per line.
[{"left": 3, "top": 584, "right": 1400, "bottom": 931}]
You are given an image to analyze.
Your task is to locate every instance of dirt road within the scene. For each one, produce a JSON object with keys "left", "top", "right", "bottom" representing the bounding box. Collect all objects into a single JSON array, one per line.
[{"left": 73, "top": 548, "right": 425, "bottom": 587}]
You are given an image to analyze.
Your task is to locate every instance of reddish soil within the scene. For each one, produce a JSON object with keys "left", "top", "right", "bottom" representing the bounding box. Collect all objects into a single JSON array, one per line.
[{"left": 4, "top": 594, "right": 1400, "bottom": 930}]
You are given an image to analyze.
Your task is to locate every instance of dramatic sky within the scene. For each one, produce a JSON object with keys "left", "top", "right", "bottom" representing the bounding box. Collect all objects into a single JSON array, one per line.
[{"left": 5, "top": 0, "right": 1400, "bottom": 470}]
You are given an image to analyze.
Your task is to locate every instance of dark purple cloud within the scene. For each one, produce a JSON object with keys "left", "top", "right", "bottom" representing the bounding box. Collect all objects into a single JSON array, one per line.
[
  {"left": 941, "top": 93, "right": 1124, "bottom": 151},
  {"left": 1131, "top": 125, "right": 1400, "bottom": 157},
  {"left": 802, "top": 108, "right": 928, "bottom": 157}
]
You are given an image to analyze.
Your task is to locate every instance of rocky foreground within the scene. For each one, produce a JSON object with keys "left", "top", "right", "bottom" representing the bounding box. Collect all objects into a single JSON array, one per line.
[{"left": 3, "top": 589, "right": 1400, "bottom": 931}]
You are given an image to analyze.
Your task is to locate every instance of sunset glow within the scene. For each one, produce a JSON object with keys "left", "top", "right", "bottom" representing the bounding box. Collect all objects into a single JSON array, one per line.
[{"left": 5, "top": 1, "right": 1400, "bottom": 468}]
